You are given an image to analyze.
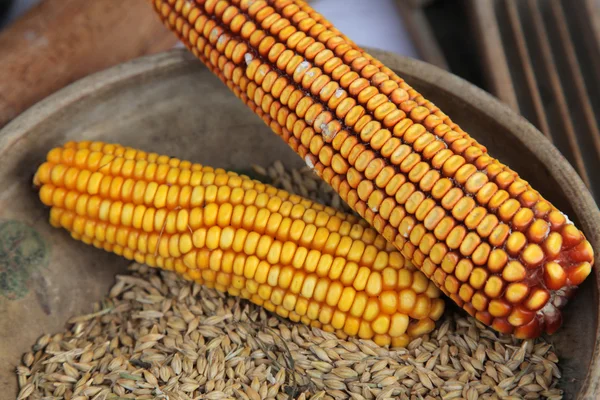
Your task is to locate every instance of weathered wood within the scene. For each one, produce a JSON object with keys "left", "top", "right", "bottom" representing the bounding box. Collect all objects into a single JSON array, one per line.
[
  {"left": 467, "top": 0, "right": 600, "bottom": 201},
  {"left": 466, "top": 0, "right": 518, "bottom": 110},
  {"left": 395, "top": 0, "right": 449, "bottom": 70}
]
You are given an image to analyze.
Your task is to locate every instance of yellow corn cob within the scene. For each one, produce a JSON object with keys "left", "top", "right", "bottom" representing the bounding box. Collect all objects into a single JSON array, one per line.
[
  {"left": 33, "top": 141, "right": 445, "bottom": 347},
  {"left": 151, "top": 0, "right": 594, "bottom": 338}
]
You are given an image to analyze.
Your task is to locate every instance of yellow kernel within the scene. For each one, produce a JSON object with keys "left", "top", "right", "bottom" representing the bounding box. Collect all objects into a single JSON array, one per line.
[
  {"left": 353, "top": 267, "right": 371, "bottom": 291},
  {"left": 365, "top": 271, "right": 382, "bottom": 296},
  {"left": 469, "top": 268, "right": 488, "bottom": 289},
  {"left": 328, "top": 257, "right": 347, "bottom": 280},
  {"left": 454, "top": 259, "right": 473, "bottom": 282},
  {"left": 505, "top": 283, "right": 529, "bottom": 303},
  {"left": 471, "top": 292, "right": 488, "bottom": 312},
  {"left": 363, "top": 298, "right": 380, "bottom": 322},
  {"left": 340, "top": 262, "right": 359, "bottom": 285},
  {"left": 326, "top": 281, "right": 344, "bottom": 307},
  {"left": 543, "top": 232, "right": 562, "bottom": 259},
  {"left": 344, "top": 316, "right": 361, "bottom": 336},
  {"left": 391, "top": 273, "right": 410, "bottom": 303},
  {"left": 524, "top": 288, "right": 550, "bottom": 311},
  {"left": 349, "top": 292, "right": 368, "bottom": 318},
  {"left": 379, "top": 291, "right": 398, "bottom": 314},
  {"left": 338, "top": 287, "right": 356, "bottom": 313},
  {"left": 358, "top": 321, "right": 374, "bottom": 339},
  {"left": 528, "top": 219, "right": 550, "bottom": 243},
  {"left": 522, "top": 244, "right": 544, "bottom": 267},
  {"left": 258, "top": 284, "right": 273, "bottom": 301},
  {"left": 446, "top": 226, "right": 467, "bottom": 250},
  {"left": 371, "top": 315, "right": 390, "bottom": 335},
  {"left": 398, "top": 289, "right": 416, "bottom": 314},
  {"left": 469, "top": 243, "right": 490, "bottom": 266},
  {"left": 488, "top": 300, "right": 511, "bottom": 317},
  {"left": 411, "top": 271, "right": 429, "bottom": 293},
  {"left": 278, "top": 266, "right": 294, "bottom": 289},
  {"left": 543, "top": 261, "right": 567, "bottom": 290},
  {"left": 295, "top": 297, "right": 309, "bottom": 316},
  {"left": 389, "top": 314, "right": 409, "bottom": 337},
  {"left": 316, "top": 253, "right": 334, "bottom": 277},
  {"left": 381, "top": 267, "right": 398, "bottom": 290},
  {"left": 300, "top": 249, "right": 317, "bottom": 272},
  {"left": 484, "top": 276, "right": 504, "bottom": 298},
  {"left": 502, "top": 261, "right": 526, "bottom": 282},
  {"left": 301, "top": 274, "right": 318, "bottom": 299},
  {"left": 506, "top": 231, "right": 527, "bottom": 255}
]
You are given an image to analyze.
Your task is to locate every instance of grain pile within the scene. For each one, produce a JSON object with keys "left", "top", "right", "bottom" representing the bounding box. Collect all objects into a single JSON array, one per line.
[{"left": 16, "top": 163, "right": 563, "bottom": 400}]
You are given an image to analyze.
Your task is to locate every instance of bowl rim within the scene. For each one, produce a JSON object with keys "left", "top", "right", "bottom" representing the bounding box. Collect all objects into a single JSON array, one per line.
[{"left": 1, "top": 48, "right": 598, "bottom": 398}]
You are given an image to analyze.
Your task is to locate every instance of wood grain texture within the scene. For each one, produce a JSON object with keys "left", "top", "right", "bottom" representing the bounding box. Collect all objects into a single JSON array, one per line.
[
  {"left": 504, "top": 0, "right": 552, "bottom": 140},
  {"left": 467, "top": 0, "right": 519, "bottom": 111},
  {"left": 0, "top": 0, "right": 177, "bottom": 128},
  {"left": 467, "top": 0, "right": 600, "bottom": 201},
  {"left": 584, "top": 0, "right": 600, "bottom": 74},
  {"left": 548, "top": 1, "right": 600, "bottom": 173},
  {"left": 395, "top": 0, "right": 449, "bottom": 70},
  {"left": 550, "top": 2, "right": 600, "bottom": 157},
  {"left": 404, "top": 0, "right": 436, "bottom": 7},
  {"left": 524, "top": 0, "right": 589, "bottom": 186}
]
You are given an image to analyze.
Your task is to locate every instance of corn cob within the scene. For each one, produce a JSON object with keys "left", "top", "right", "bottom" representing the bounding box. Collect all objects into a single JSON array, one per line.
[
  {"left": 151, "top": 0, "right": 594, "bottom": 338},
  {"left": 33, "top": 141, "right": 445, "bottom": 347}
]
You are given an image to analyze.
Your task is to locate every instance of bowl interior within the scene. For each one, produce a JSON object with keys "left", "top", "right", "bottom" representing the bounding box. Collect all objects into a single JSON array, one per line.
[{"left": 0, "top": 49, "right": 598, "bottom": 398}]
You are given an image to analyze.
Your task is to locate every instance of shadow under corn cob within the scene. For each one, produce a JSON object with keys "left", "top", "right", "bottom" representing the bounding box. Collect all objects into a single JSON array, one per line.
[{"left": 151, "top": 0, "right": 594, "bottom": 338}]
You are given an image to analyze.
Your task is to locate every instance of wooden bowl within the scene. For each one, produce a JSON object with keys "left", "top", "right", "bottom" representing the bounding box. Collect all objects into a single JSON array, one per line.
[{"left": 1, "top": 49, "right": 598, "bottom": 398}]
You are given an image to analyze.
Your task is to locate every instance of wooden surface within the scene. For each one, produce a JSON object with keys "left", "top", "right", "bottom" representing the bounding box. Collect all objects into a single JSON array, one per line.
[
  {"left": 0, "top": 48, "right": 598, "bottom": 399},
  {"left": 467, "top": 0, "right": 600, "bottom": 202},
  {"left": 395, "top": 0, "right": 449, "bottom": 70},
  {"left": 468, "top": 0, "right": 518, "bottom": 110},
  {"left": 404, "top": 0, "right": 437, "bottom": 8},
  {"left": 0, "top": 0, "right": 177, "bottom": 128}
]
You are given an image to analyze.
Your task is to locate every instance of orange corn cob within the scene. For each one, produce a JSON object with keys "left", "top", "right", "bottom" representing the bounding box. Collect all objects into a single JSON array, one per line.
[
  {"left": 151, "top": 0, "right": 594, "bottom": 338},
  {"left": 33, "top": 141, "right": 445, "bottom": 347}
]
